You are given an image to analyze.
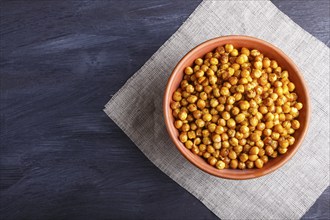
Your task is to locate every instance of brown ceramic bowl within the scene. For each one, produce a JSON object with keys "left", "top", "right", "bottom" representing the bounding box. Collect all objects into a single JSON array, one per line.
[{"left": 163, "top": 35, "right": 310, "bottom": 180}]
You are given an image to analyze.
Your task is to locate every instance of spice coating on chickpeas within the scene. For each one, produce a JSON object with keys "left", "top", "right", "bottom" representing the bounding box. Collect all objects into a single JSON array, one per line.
[{"left": 171, "top": 44, "right": 303, "bottom": 170}]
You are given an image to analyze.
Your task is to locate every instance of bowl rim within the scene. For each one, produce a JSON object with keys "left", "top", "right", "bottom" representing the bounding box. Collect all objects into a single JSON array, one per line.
[{"left": 163, "top": 35, "right": 310, "bottom": 180}]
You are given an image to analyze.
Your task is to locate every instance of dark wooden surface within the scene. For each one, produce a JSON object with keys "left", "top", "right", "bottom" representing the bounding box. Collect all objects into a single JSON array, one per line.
[{"left": 1, "top": 0, "right": 329, "bottom": 219}]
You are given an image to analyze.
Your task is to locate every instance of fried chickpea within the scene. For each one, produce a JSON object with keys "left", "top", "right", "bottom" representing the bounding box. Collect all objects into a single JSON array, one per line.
[
  {"left": 231, "top": 107, "right": 240, "bottom": 116},
  {"left": 234, "top": 145, "right": 243, "bottom": 154},
  {"left": 215, "top": 160, "right": 226, "bottom": 170},
  {"left": 195, "top": 70, "right": 205, "bottom": 78},
  {"left": 199, "top": 144, "right": 207, "bottom": 152},
  {"left": 249, "top": 146, "right": 259, "bottom": 155},
  {"left": 294, "top": 102, "right": 303, "bottom": 110},
  {"left": 227, "top": 119, "right": 236, "bottom": 129},
  {"left": 203, "top": 137, "right": 211, "bottom": 145},
  {"left": 203, "top": 152, "right": 211, "bottom": 159},
  {"left": 191, "top": 146, "right": 199, "bottom": 154},
  {"left": 251, "top": 49, "right": 260, "bottom": 57},
  {"left": 230, "top": 49, "right": 239, "bottom": 57},
  {"left": 288, "top": 136, "right": 295, "bottom": 145},
  {"left": 184, "top": 66, "right": 194, "bottom": 75},
  {"left": 250, "top": 133, "right": 261, "bottom": 142},
  {"left": 241, "top": 47, "right": 250, "bottom": 56},
  {"left": 265, "top": 145, "right": 274, "bottom": 156},
  {"left": 230, "top": 159, "right": 238, "bottom": 169},
  {"left": 212, "top": 134, "right": 221, "bottom": 143},
  {"left": 171, "top": 102, "right": 181, "bottom": 110},
  {"left": 214, "top": 125, "right": 225, "bottom": 135},
  {"left": 173, "top": 91, "right": 182, "bottom": 101},
  {"left": 178, "top": 111, "right": 188, "bottom": 120},
  {"left": 225, "top": 44, "right": 234, "bottom": 52},
  {"left": 262, "top": 58, "right": 271, "bottom": 68},
  {"left": 197, "top": 99, "right": 206, "bottom": 109},
  {"left": 249, "top": 117, "right": 258, "bottom": 127},
  {"left": 256, "top": 140, "right": 264, "bottom": 148},
  {"left": 278, "top": 147, "right": 288, "bottom": 154},
  {"left": 221, "top": 111, "right": 230, "bottom": 120},
  {"left": 185, "top": 140, "right": 193, "bottom": 149},
  {"left": 181, "top": 123, "right": 190, "bottom": 132},
  {"left": 239, "top": 101, "right": 250, "bottom": 110},
  {"left": 265, "top": 121, "right": 274, "bottom": 129},
  {"left": 246, "top": 160, "right": 254, "bottom": 169},
  {"left": 185, "top": 85, "right": 194, "bottom": 93},
  {"left": 202, "top": 113, "right": 212, "bottom": 122},
  {"left": 254, "top": 61, "right": 263, "bottom": 70},
  {"left": 207, "top": 145, "right": 215, "bottom": 154},
  {"left": 195, "top": 58, "right": 203, "bottom": 65},
  {"left": 235, "top": 113, "right": 246, "bottom": 123},
  {"left": 213, "top": 142, "right": 221, "bottom": 150},
  {"left": 228, "top": 129, "right": 236, "bottom": 138},
  {"left": 255, "top": 159, "right": 264, "bottom": 168},
  {"left": 187, "top": 95, "right": 198, "bottom": 104},
  {"left": 193, "top": 110, "right": 202, "bottom": 119},
  {"left": 179, "top": 132, "right": 188, "bottom": 143},
  {"left": 270, "top": 60, "right": 278, "bottom": 69},
  {"left": 199, "top": 92, "right": 208, "bottom": 100},
  {"left": 202, "top": 129, "right": 210, "bottom": 137},
  {"left": 210, "top": 57, "right": 219, "bottom": 65},
  {"left": 238, "top": 162, "right": 246, "bottom": 169},
  {"left": 257, "top": 123, "right": 265, "bottom": 131},
  {"left": 187, "top": 104, "right": 197, "bottom": 112},
  {"left": 240, "top": 125, "right": 249, "bottom": 134},
  {"left": 248, "top": 154, "right": 258, "bottom": 162},
  {"left": 220, "top": 87, "right": 230, "bottom": 96},
  {"left": 279, "top": 139, "right": 289, "bottom": 148},
  {"left": 291, "top": 120, "right": 300, "bottom": 129},
  {"left": 259, "top": 106, "right": 268, "bottom": 114},
  {"left": 208, "top": 156, "right": 217, "bottom": 166},
  {"left": 196, "top": 119, "right": 205, "bottom": 128},
  {"left": 207, "top": 123, "right": 216, "bottom": 132},
  {"left": 239, "top": 153, "right": 249, "bottom": 162},
  {"left": 229, "top": 137, "right": 239, "bottom": 146},
  {"left": 188, "top": 131, "right": 196, "bottom": 139},
  {"left": 236, "top": 84, "right": 245, "bottom": 93},
  {"left": 260, "top": 155, "right": 269, "bottom": 164},
  {"left": 258, "top": 148, "right": 265, "bottom": 157},
  {"left": 236, "top": 54, "right": 246, "bottom": 64},
  {"left": 228, "top": 150, "right": 237, "bottom": 160},
  {"left": 174, "top": 120, "right": 183, "bottom": 129}
]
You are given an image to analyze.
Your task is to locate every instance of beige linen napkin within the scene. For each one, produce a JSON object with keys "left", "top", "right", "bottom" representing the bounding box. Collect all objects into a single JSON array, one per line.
[{"left": 104, "top": 0, "right": 330, "bottom": 219}]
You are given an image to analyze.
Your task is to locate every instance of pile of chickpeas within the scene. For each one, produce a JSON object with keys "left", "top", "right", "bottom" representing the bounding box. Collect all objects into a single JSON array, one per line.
[{"left": 171, "top": 44, "right": 302, "bottom": 170}]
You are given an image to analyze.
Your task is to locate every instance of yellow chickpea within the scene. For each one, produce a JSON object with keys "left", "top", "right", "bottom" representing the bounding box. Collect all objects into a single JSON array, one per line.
[
  {"left": 215, "top": 160, "right": 226, "bottom": 170},
  {"left": 255, "top": 159, "right": 264, "bottom": 168},
  {"left": 240, "top": 125, "right": 250, "bottom": 134},
  {"left": 239, "top": 101, "right": 250, "bottom": 110},
  {"left": 291, "top": 120, "right": 300, "bottom": 129},
  {"left": 249, "top": 117, "right": 258, "bottom": 127},
  {"left": 249, "top": 146, "right": 259, "bottom": 155},
  {"left": 248, "top": 155, "right": 258, "bottom": 162},
  {"left": 184, "top": 66, "right": 194, "bottom": 75},
  {"left": 235, "top": 113, "right": 246, "bottom": 123},
  {"left": 250, "top": 133, "right": 261, "bottom": 142},
  {"left": 227, "top": 119, "right": 236, "bottom": 129},
  {"left": 236, "top": 54, "right": 247, "bottom": 64}
]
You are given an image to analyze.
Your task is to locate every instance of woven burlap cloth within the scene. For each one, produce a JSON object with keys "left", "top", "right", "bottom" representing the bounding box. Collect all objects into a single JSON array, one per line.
[{"left": 104, "top": 0, "right": 329, "bottom": 219}]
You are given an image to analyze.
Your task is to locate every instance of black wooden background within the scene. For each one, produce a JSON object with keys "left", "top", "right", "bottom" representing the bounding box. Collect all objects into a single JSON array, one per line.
[{"left": 1, "top": 0, "right": 329, "bottom": 219}]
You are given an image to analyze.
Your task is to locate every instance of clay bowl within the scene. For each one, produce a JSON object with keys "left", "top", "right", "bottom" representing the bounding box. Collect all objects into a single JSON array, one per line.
[{"left": 163, "top": 35, "right": 310, "bottom": 180}]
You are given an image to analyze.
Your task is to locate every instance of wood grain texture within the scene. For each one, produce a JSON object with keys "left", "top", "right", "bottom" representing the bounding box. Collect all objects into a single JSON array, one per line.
[{"left": 0, "top": 0, "right": 329, "bottom": 219}]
